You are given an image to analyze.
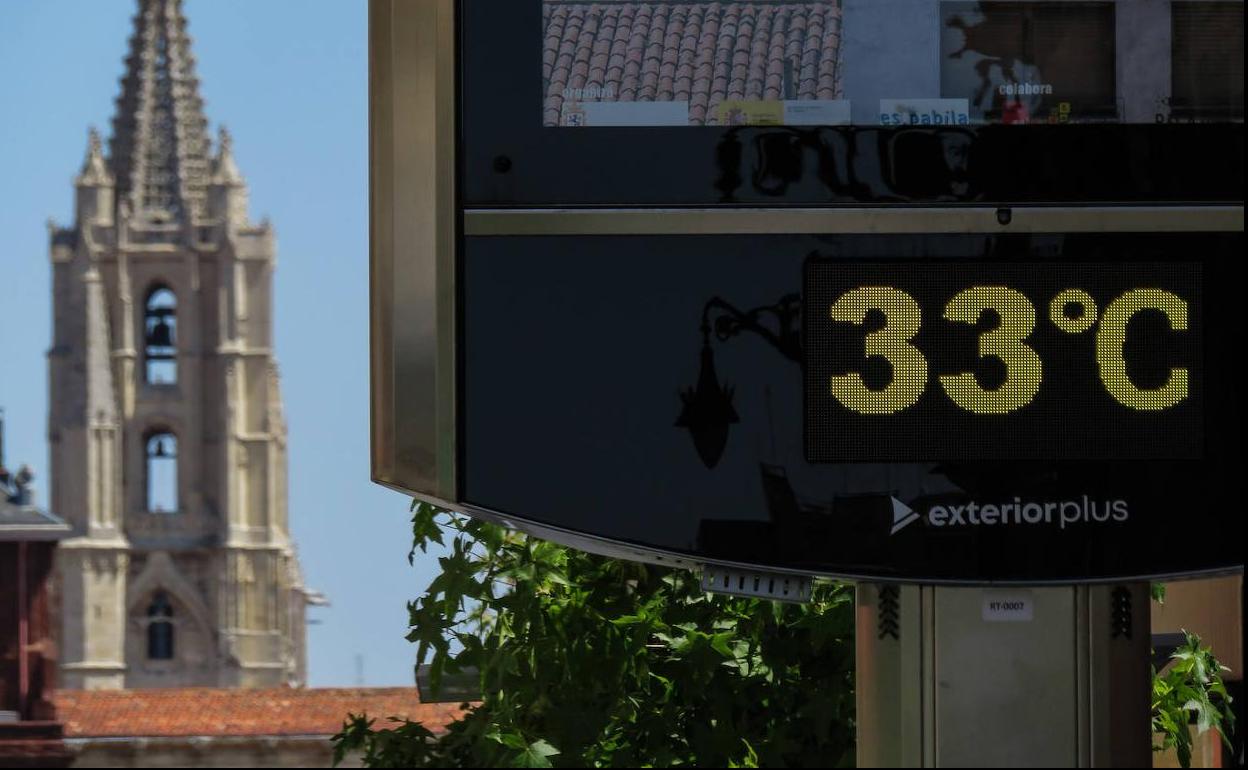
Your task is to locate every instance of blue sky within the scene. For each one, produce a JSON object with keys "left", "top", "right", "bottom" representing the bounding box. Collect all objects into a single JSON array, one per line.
[{"left": 0, "top": 0, "right": 434, "bottom": 687}]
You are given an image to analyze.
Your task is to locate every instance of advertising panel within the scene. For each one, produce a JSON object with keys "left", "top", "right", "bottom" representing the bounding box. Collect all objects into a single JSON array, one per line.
[{"left": 541, "top": 0, "right": 1242, "bottom": 127}]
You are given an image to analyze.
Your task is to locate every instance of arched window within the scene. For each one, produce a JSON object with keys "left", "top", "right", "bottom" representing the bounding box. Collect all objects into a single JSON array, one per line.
[
  {"left": 145, "top": 432, "right": 178, "bottom": 513},
  {"left": 147, "top": 591, "right": 175, "bottom": 660},
  {"left": 144, "top": 287, "right": 177, "bottom": 384}
]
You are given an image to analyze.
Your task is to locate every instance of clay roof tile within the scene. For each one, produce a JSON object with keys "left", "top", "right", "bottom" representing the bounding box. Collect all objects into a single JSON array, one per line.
[{"left": 53, "top": 688, "right": 471, "bottom": 739}]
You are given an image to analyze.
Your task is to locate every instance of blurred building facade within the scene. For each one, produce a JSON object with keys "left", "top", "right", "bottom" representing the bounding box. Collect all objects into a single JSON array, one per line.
[
  {"left": 1, "top": 410, "right": 73, "bottom": 768},
  {"left": 49, "top": 0, "right": 311, "bottom": 690}
]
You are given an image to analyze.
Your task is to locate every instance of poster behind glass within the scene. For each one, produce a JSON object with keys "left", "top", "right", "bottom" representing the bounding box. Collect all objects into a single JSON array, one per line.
[{"left": 541, "top": 0, "right": 1244, "bottom": 127}]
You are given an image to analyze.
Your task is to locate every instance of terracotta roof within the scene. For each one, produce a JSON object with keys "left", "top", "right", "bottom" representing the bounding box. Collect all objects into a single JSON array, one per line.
[
  {"left": 542, "top": 0, "right": 844, "bottom": 125},
  {"left": 53, "top": 688, "right": 469, "bottom": 739}
]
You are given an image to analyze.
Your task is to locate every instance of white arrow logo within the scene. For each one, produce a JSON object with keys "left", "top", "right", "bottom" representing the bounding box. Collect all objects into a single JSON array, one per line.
[{"left": 890, "top": 498, "right": 921, "bottom": 535}]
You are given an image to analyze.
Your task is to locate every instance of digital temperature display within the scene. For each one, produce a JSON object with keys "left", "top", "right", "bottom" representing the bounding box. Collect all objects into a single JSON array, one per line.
[{"left": 803, "top": 261, "right": 1203, "bottom": 461}]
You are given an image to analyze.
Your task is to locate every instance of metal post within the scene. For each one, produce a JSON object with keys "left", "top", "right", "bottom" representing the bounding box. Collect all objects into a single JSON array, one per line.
[{"left": 856, "top": 583, "right": 1151, "bottom": 768}]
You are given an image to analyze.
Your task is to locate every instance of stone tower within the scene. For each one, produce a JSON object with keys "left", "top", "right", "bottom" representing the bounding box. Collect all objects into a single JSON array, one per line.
[{"left": 50, "top": 0, "right": 310, "bottom": 690}]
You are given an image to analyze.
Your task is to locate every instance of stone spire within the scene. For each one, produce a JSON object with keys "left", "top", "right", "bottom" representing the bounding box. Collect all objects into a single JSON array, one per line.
[
  {"left": 76, "top": 128, "right": 113, "bottom": 187},
  {"left": 76, "top": 128, "right": 116, "bottom": 227},
  {"left": 210, "top": 126, "right": 244, "bottom": 186},
  {"left": 109, "top": 0, "right": 211, "bottom": 223},
  {"left": 209, "top": 125, "right": 249, "bottom": 226}
]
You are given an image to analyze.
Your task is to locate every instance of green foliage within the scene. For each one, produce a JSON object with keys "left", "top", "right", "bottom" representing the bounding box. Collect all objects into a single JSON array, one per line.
[
  {"left": 1151, "top": 629, "right": 1236, "bottom": 769},
  {"left": 1150, "top": 582, "right": 1167, "bottom": 604},
  {"left": 332, "top": 502, "right": 857, "bottom": 768}
]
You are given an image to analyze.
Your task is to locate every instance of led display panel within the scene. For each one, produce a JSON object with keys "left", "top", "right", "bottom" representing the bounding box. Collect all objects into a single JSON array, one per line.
[
  {"left": 456, "top": 232, "right": 1243, "bottom": 583},
  {"left": 803, "top": 261, "right": 1202, "bottom": 461}
]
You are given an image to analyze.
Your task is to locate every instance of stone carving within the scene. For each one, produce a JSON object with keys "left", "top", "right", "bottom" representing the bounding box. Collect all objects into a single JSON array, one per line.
[{"left": 0, "top": 463, "right": 34, "bottom": 505}]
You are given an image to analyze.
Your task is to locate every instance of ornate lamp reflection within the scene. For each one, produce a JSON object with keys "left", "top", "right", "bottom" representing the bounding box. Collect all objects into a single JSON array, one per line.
[
  {"left": 675, "top": 336, "right": 739, "bottom": 469},
  {"left": 677, "top": 293, "right": 803, "bottom": 469}
]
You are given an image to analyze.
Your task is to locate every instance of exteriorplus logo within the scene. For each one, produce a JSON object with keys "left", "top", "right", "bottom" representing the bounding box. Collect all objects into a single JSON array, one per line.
[{"left": 889, "top": 497, "right": 1130, "bottom": 535}]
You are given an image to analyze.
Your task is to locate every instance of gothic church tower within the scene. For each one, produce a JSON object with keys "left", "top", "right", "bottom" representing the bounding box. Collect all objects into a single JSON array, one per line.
[{"left": 50, "top": 0, "right": 310, "bottom": 689}]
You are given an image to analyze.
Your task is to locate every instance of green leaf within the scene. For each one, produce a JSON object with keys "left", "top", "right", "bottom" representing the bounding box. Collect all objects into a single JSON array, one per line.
[
  {"left": 1151, "top": 628, "right": 1236, "bottom": 769},
  {"left": 1150, "top": 583, "right": 1167, "bottom": 604},
  {"left": 513, "top": 739, "right": 561, "bottom": 768}
]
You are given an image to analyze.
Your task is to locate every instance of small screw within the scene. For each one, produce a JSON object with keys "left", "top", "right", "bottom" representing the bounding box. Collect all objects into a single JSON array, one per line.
[
  {"left": 493, "top": 155, "right": 512, "bottom": 174},
  {"left": 1111, "top": 586, "right": 1133, "bottom": 639},
  {"left": 996, "top": 207, "right": 1012, "bottom": 226}
]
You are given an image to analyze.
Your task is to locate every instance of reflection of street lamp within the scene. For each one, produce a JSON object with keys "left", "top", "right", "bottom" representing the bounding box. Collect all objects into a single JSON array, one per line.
[
  {"left": 676, "top": 294, "right": 803, "bottom": 469},
  {"left": 675, "top": 336, "right": 739, "bottom": 469}
]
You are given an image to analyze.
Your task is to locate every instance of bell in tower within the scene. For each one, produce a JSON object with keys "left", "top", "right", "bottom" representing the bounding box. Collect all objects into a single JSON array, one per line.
[
  {"left": 143, "top": 287, "right": 177, "bottom": 384},
  {"left": 147, "top": 315, "right": 174, "bottom": 349}
]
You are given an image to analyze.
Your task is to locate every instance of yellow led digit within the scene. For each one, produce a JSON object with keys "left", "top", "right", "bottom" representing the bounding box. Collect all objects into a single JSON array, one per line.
[
  {"left": 1049, "top": 288, "right": 1097, "bottom": 334},
  {"left": 829, "top": 287, "right": 927, "bottom": 415},
  {"left": 939, "top": 286, "right": 1042, "bottom": 414},
  {"left": 1096, "top": 289, "right": 1189, "bottom": 410}
]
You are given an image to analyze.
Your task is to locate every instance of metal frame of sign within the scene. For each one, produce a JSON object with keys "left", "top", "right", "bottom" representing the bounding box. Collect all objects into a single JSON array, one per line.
[
  {"left": 371, "top": 0, "right": 457, "bottom": 506},
  {"left": 370, "top": 0, "right": 1245, "bottom": 584}
]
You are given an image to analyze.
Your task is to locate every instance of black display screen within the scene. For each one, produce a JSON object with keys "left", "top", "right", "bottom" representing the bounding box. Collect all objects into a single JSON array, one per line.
[
  {"left": 804, "top": 261, "right": 1202, "bottom": 461},
  {"left": 459, "top": 231, "right": 1242, "bottom": 583}
]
